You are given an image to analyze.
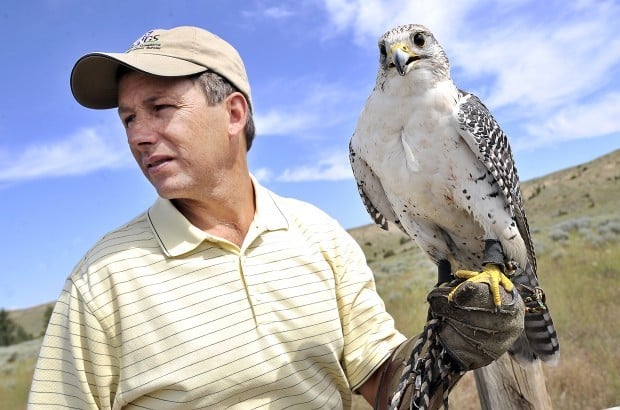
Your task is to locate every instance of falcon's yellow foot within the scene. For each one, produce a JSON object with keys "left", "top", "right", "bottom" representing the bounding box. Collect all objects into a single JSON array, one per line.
[{"left": 448, "top": 263, "right": 515, "bottom": 312}]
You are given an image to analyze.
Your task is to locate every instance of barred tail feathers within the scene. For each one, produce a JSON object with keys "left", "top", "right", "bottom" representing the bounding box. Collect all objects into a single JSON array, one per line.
[{"left": 509, "top": 263, "right": 560, "bottom": 366}]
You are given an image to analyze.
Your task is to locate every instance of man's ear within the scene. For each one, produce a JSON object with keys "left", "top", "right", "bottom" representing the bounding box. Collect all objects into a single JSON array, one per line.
[{"left": 226, "top": 92, "right": 249, "bottom": 137}]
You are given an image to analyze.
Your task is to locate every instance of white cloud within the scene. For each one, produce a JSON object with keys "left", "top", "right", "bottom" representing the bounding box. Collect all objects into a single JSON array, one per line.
[
  {"left": 520, "top": 92, "right": 620, "bottom": 149},
  {"left": 241, "top": 3, "right": 296, "bottom": 20},
  {"left": 319, "top": 0, "right": 620, "bottom": 149},
  {"left": 448, "top": 7, "right": 620, "bottom": 111},
  {"left": 252, "top": 167, "right": 274, "bottom": 183},
  {"left": 0, "top": 126, "right": 132, "bottom": 184},
  {"left": 262, "top": 6, "right": 295, "bottom": 19},
  {"left": 254, "top": 80, "right": 359, "bottom": 138},
  {"left": 321, "top": 0, "right": 476, "bottom": 46},
  {"left": 277, "top": 151, "right": 352, "bottom": 182},
  {"left": 321, "top": 0, "right": 620, "bottom": 109},
  {"left": 254, "top": 109, "right": 318, "bottom": 137}
]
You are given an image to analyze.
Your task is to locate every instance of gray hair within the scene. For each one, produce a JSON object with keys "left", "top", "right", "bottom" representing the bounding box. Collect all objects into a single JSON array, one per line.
[{"left": 194, "top": 72, "right": 256, "bottom": 151}]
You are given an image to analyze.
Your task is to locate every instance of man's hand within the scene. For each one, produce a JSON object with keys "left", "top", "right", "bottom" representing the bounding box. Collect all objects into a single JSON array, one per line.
[{"left": 373, "top": 280, "right": 524, "bottom": 409}]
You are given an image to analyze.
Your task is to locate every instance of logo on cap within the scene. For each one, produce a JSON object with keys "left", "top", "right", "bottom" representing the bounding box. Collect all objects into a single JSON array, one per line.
[{"left": 127, "top": 30, "right": 161, "bottom": 52}]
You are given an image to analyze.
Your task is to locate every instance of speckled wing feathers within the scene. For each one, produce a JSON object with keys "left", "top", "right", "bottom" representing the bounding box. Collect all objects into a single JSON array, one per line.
[
  {"left": 455, "top": 90, "right": 536, "bottom": 271},
  {"left": 455, "top": 90, "right": 560, "bottom": 363}
]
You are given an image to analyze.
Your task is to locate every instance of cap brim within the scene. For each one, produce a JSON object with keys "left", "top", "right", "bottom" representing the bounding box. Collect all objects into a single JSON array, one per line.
[{"left": 70, "top": 52, "right": 207, "bottom": 109}]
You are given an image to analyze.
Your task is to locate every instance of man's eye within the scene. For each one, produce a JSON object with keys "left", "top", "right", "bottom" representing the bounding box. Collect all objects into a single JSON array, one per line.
[
  {"left": 155, "top": 104, "right": 172, "bottom": 111},
  {"left": 123, "top": 115, "right": 135, "bottom": 127}
]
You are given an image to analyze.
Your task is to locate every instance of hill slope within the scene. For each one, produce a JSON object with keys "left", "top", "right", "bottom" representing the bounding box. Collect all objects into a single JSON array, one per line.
[{"left": 7, "top": 303, "right": 53, "bottom": 338}]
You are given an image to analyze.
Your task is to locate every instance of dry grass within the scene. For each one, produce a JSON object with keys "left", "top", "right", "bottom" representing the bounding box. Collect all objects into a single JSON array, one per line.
[
  {"left": 537, "top": 236, "right": 620, "bottom": 409},
  {"left": 0, "top": 339, "right": 40, "bottom": 410}
]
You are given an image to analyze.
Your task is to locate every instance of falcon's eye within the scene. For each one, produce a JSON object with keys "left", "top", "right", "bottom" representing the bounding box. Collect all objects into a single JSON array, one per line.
[
  {"left": 378, "top": 41, "right": 387, "bottom": 57},
  {"left": 412, "top": 32, "right": 425, "bottom": 47},
  {"left": 378, "top": 41, "right": 388, "bottom": 64}
]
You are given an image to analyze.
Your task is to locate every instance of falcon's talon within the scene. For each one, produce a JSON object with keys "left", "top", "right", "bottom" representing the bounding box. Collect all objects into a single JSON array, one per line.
[
  {"left": 447, "top": 263, "right": 514, "bottom": 309},
  {"left": 505, "top": 260, "right": 519, "bottom": 277},
  {"left": 517, "top": 284, "right": 548, "bottom": 313},
  {"left": 507, "top": 286, "right": 519, "bottom": 307}
]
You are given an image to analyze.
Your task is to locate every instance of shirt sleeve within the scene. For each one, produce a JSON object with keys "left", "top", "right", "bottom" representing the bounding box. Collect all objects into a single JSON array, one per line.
[
  {"left": 29, "top": 275, "right": 119, "bottom": 409},
  {"left": 329, "top": 224, "right": 407, "bottom": 391}
]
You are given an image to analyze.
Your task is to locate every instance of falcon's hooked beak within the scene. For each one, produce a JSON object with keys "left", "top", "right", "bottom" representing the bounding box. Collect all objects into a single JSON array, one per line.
[{"left": 390, "top": 43, "right": 421, "bottom": 76}]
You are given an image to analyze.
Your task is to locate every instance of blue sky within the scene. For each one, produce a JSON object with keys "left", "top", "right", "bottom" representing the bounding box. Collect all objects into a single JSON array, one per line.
[{"left": 1, "top": 0, "right": 619, "bottom": 310}]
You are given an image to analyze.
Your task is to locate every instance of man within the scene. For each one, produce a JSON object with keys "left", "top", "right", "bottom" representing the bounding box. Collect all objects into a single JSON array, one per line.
[{"left": 29, "top": 26, "right": 522, "bottom": 409}]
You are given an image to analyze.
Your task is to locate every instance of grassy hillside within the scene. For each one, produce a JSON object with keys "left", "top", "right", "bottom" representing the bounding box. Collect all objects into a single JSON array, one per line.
[{"left": 2, "top": 150, "right": 619, "bottom": 409}]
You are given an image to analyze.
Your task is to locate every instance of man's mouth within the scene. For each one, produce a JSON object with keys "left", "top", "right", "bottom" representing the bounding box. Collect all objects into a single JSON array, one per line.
[{"left": 145, "top": 155, "right": 173, "bottom": 170}]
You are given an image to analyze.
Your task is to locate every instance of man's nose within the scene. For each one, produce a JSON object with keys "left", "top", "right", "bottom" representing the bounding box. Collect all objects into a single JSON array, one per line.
[{"left": 126, "top": 118, "right": 159, "bottom": 149}]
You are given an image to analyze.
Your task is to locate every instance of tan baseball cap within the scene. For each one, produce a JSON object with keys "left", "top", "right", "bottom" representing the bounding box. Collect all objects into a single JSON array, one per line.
[{"left": 70, "top": 26, "right": 252, "bottom": 110}]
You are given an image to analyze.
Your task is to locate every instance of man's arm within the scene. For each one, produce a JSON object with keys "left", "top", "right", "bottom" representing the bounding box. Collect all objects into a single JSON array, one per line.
[
  {"left": 358, "top": 334, "right": 421, "bottom": 409},
  {"left": 29, "top": 279, "right": 118, "bottom": 408},
  {"left": 359, "top": 360, "right": 387, "bottom": 406}
]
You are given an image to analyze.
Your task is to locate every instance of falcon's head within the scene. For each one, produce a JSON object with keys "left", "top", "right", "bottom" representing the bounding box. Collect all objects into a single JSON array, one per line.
[{"left": 377, "top": 24, "right": 450, "bottom": 84}]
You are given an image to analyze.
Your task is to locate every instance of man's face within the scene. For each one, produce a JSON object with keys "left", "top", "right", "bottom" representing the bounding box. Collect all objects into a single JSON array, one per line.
[{"left": 118, "top": 71, "right": 234, "bottom": 200}]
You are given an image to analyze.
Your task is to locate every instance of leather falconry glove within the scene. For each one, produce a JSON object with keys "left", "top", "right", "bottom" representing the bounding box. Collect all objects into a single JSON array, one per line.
[{"left": 375, "top": 280, "right": 524, "bottom": 409}]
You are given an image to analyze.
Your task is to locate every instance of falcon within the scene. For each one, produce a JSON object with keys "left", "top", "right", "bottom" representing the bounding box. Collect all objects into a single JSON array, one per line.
[{"left": 349, "top": 24, "right": 559, "bottom": 364}]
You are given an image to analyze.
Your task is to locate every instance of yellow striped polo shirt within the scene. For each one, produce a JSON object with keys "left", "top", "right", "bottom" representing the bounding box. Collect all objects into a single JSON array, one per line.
[{"left": 29, "top": 181, "right": 405, "bottom": 409}]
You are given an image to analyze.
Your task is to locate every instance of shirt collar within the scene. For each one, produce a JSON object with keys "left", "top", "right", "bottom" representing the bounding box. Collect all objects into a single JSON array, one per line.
[
  {"left": 147, "top": 176, "right": 288, "bottom": 257},
  {"left": 251, "top": 175, "right": 289, "bottom": 233},
  {"left": 147, "top": 198, "right": 208, "bottom": 257}
]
